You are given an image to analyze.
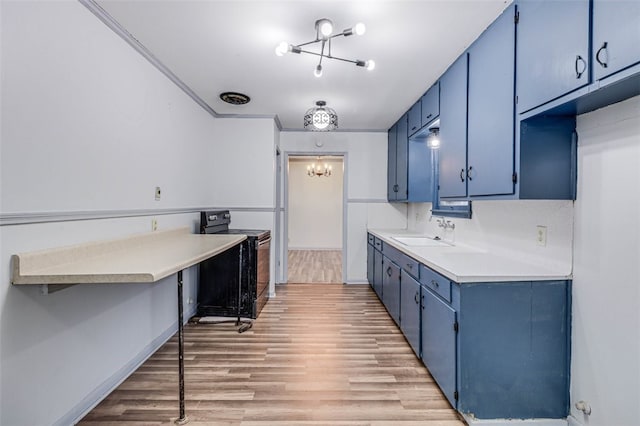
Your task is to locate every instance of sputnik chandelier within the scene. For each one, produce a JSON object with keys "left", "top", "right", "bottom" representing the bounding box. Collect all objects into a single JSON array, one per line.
[{"left": 275, "top": 18, "right": 375, "bottom": 77}]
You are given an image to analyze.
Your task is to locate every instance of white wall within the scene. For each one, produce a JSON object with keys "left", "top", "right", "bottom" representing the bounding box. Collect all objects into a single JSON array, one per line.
[
  {"left": 0, "top": 2, "right": 220, "bottom": 424},
  {"left": 209, "top": 118, "right": 277, "bottom": 209},
  {"left": 408, "top": 200, "right": 574, "bottom": 272},
  {"left": 288, "top": 158, "right": 343, "bottom": 249},
  {"left": 569, "top": 96, "right": 640, "bottom": 426},
  {"left": 279, "top": 131, "right": 407, "bottom": 283}
]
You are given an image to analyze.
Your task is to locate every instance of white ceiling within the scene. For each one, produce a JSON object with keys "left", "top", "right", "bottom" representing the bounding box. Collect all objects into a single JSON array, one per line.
[{"left": 96, "top": 0, "right": 511, "bottom": 131}]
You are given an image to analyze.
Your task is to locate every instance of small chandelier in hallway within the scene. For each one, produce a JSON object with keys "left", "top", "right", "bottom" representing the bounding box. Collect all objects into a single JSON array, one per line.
[{"left": 307, "top": 158, "right": 332, "bottom": 177}]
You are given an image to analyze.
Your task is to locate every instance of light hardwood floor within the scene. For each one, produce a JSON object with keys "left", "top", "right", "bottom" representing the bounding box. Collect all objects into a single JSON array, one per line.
[
  {"left": 288, "top": 250, "right": 342, "bottom": 283},
  {"left": 79, "top": 283, "right": 464, "bottom": 425}
]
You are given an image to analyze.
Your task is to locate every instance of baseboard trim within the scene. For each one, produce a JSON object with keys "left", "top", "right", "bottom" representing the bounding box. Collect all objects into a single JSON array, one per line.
[
  {"left": 288, "top": 247, "right": 342, "bottom": 251},
  {"left": 346, "top": 280, "right": 369, "bottom": 285},
  {"left": 463, "top": 416, "right": 568, "bottom": 426},
  {"left": 54, "top": 306, "right": 197, "bottom": 426}
]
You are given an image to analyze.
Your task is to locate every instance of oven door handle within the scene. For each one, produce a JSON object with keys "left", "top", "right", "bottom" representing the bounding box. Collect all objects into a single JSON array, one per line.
[{"left": 257, "top": 237, "right": 272, "bottom": 247}]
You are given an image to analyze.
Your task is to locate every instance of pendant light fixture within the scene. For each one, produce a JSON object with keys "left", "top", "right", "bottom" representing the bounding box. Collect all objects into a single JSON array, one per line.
[
  {"left": 304, "top": 101, "right": 338, "bottom": 131},
  {"left": 275, "top": 18, "right": 375, "bottom": 77},
  {"left": 307, "top": 157, "right": 333, "bottom": 177}
]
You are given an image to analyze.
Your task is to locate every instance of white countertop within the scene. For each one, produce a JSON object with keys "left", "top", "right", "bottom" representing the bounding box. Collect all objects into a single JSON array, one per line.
[
  {"left": 11, "top": 227, "right": 246, "bottom": 285},
  {"left": 369, "top": 229, "right": 572, "bottom": 283}
]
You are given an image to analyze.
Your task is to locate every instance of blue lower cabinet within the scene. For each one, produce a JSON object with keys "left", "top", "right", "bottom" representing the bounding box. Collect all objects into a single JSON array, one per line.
[
  {"left": 421, "top": 285, "right": 458, "bottom": 407},
  {"left": 382, "top": 257, "right": 401, "bottom": 325},
  {"left": 366, "top": 243, "right": 374, "bottom": 288},
  {"left": 400, "top": 272, "right": 421, "bottom": 356},
  {"left": 373, "top": 249, "right": 383, "bottom": 298},
  {"left": 457, "top": 281, "right": 571, "bottom": 419}
]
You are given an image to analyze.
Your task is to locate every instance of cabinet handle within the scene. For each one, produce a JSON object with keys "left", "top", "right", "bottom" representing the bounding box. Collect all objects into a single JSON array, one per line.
[
  {"left": 459, "top": 169, "right": 465, "bottom": 182},
  {"left": 575, "top": 55, "right": 587, "bottom": 79},
  {"left": 467, "top": 166, "right": 473, "bottom": 181},
  {"left": 432, "top": 279, "right": 439, "bottom": 288},
  {"left": 421, "top": 294, "right": 425, "bottom": 310},
  {"left": 411, "top": 126, "right": 417, "bottom": 131},
  {"left": 596, "top": 42, "right": 608, "bottom": 68},
  {"left": 425, "top": 113, "right": 432, "bottom": 120},
  {"left": 406, "top": 263, "right": 413, "bottom": 270},
  {"left": 414, "top": 291, "right": 420, "bottom": 304},
  {"left": 393, "top": 184, "right": 399, "bottom": 192},
  {"left": 387, "top": 267, "right": 392, "bottom": 277}
]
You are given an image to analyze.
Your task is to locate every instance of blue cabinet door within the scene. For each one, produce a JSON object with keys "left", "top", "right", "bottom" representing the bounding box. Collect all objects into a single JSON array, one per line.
[
  {"left": 516, "top": 0, "right": 590, "bottom": 113},
  {"left": 421, "top": 82, "right": 439, "bottom": 126},
  {"left": 367, "top": 243, "right": 374, "bottom": 288},
  {"left": 387, "top": 123, "right": 398, "bottom": 201},
  {"left": 382, "top": 257, "right": 401, "bottom": 325},
  {"left": 400, "top": 271, "right": 421, "bottom": 356},
  {"left": 592, "top": 0, "right": 640, "bottom": 81},
  {"left": 421, "top": 286, "right": 457, "bottom": 407},
  {"left": 373, "top": 249, "right": 383, "bottom": 299},
  {"left": 408, "top": 100, "right": 422, "bottom": 136},
  {"left": 395, "top": 115, "right": 409, "bottom": 201},
  {"left": 467, "top": 5, "right": 516, "bottom": 197},
  {"left": 439, "top": 54, "right": 468, "bottom": 198}
]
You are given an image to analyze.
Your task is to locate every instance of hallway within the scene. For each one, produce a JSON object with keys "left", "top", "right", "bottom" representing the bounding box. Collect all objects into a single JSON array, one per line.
[
  {"left": 80, "top": 283, "right": 462, "bottom": 425},
  {"left": 287, "top": 250, "right": 343, "bottom": 283}
]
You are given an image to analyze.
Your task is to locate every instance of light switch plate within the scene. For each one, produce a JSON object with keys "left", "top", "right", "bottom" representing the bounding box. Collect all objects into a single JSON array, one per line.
[{"left": 155, "top": 186, "right": 161, "bottom": 201}]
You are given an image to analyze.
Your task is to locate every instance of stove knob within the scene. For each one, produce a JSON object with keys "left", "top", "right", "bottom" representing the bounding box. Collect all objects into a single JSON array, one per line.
[
  {"left": 223, "top": 213, "right": 231, "bottom": 219},
  {"left": 209, "top": 215, "right": 217, "bottom": 221}
]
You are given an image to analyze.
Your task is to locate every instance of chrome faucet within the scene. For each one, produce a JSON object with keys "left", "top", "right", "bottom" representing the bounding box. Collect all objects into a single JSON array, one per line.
[{"left": 436, "top": 217, "right": 455, "bottom": 231}]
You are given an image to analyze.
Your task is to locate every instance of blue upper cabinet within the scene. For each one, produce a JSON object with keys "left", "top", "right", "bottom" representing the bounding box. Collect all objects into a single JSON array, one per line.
[
  {"left": 516, "top": 0, "right": 590, "bottom": 114},
  {"left": 388, "top": 107, "right": 436, "bottom": 203},
  {"left": 421, "top": 82, "right": 440, "bottom": 126},
  {"left": 439, "top": 54, "right": 469, "bottom": 198},
  {"left": 395, "top": 115, "right": 409, "bottom": 201},
  {"left": 592, "top": 0, "right": 640, "bottom": 81},
  {"left": 387, "top": 122, "right": 398, "bottom": 201},
  {"left": 408, "top": 100, "right": 422, "bottom": 136},
  {"left": 387, "top": 115, "right": 408, "bottom": 202},
  {"left": 467, "top": 4, "right": 516, "bottom": 197}
]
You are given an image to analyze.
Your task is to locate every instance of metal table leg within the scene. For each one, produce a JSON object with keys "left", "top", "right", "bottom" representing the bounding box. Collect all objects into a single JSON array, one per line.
[{"left": 175, "top": 270, "right": 188, "bottom": 425}]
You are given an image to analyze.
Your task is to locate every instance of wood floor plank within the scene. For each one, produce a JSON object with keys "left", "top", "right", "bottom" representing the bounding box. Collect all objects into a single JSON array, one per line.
[
  {"left": 79, "top": 283, "right": 465, "bottom": 426},
  {"left": 288, "top": 250, "right": 342, "bottom": 283}
]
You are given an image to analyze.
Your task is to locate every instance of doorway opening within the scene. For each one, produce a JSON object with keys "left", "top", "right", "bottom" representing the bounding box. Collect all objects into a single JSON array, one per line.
[{"left": 285, "top": 154, "right": 345, "bottom": 284}]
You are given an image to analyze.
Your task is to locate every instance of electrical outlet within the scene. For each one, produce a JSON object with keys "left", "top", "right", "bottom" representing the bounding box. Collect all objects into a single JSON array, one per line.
[
  {"left": 155, "top": 186, "right": 161, "bottom": 201},
  {"left": 151, "top": 218, "right": 158, "bottom": 231},
  {"left": 536, "top": 225, "right": 547, "bottom": 246}
]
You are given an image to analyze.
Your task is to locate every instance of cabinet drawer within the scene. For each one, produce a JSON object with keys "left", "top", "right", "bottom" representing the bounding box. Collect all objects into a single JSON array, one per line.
[
  {"left": 383, "top": 243, "right": 419, "bottom": 279},
  {"left": 408, "top": 100, "right": 422, "bottom": 136},
  {"left": 368, "top": 234, "right": 374, "bottom": 245},
  {"left": 420, "top": 265, "right": 451, "bottom": 302},
  {"left": 402, "top": 256, "right": 420, "bottom": 279},
  {"left": 373, "top": 237, "right": 383, "bottom": 251}
]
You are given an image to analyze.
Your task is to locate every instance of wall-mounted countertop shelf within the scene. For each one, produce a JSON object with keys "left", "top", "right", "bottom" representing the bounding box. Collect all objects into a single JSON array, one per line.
[{"left": 11, "top": 227, "right": 246, "bottom": 293}]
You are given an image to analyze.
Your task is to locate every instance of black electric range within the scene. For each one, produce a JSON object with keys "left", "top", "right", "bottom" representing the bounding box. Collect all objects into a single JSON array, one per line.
[{"left": 197, "top": 210, "right": 270, "bottom": 319}]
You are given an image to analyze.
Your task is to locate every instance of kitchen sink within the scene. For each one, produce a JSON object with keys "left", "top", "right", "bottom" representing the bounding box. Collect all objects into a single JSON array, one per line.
[{"left": 391, "top": 236, "right": 451, "bottom": 247}]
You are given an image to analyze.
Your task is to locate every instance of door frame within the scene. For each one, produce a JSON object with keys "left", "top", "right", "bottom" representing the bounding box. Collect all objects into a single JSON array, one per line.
[{"left": 282, "top": 151, "right": 348, "bottom": 284}]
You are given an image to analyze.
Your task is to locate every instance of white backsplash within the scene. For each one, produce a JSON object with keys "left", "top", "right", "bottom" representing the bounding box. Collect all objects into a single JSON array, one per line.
[{"left": 407, "top": 200, "right": 574, "bottom": 272}]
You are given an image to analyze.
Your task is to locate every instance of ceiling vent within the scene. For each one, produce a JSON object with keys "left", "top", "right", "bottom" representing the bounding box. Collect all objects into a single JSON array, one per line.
[{"left": 219, "top": 92, "right": 251, "bottom": 105}]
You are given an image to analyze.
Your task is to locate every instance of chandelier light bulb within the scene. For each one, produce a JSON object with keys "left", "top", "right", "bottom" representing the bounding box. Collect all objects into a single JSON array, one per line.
[
  {"left": 354, "top": 22, "right": 366, "bottom": 36},
  {"left": 275, "top": 41, "right": 289, "bottom": 56},
  {"left": 314, "top": 64, "right": 323, "bottom": 78},
  {"left": 365, "top": 59, "right": 376, "bottom": 71},
  {"left": 320, "top": 21, "right": 333, "bottom": 37}
]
